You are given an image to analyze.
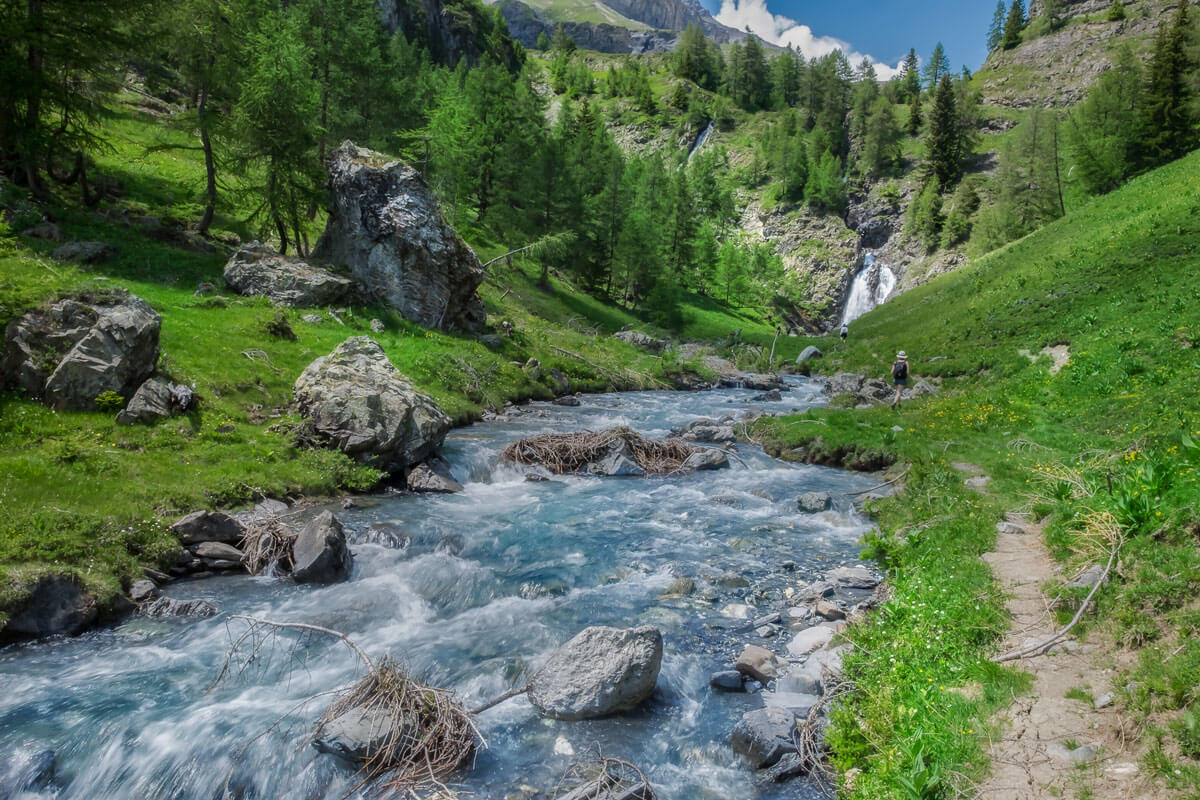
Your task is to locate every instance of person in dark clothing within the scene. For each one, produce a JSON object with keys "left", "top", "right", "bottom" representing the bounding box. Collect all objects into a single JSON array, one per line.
[
  {"left": 840, "top": 323, "right": 848, "bottom": 343},
  {"left": 890, "top": 350, "right": 909, "bottom": 409}
]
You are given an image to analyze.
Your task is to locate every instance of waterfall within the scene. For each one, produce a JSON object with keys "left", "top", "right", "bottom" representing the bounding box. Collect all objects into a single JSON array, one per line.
[
  {"left": 687, "top": 120, "right": 714, "bottom": 162},
  {"left": 839, "top": 253, "right": 897, "bottom": 325}
]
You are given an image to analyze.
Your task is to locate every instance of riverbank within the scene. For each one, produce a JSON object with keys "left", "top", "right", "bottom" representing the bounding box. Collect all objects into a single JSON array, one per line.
[{"left": 756, "top": 152, "right": 1200, "bottom": 797}]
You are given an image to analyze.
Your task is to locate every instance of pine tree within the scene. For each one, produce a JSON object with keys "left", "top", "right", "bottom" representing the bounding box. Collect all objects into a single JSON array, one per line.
[
  {"left": 231, "top": 9, "right": 323, "bottom": 254},
  {"left": 899, "top": 48, "right": 921, "bottom": 101},
  {"left": 770, "top": 47, "right": 803, "bottom": 108},
  {"left": 805, "top": 148, "right": 846, "bottom": 214},
  {"left": 536, "top": 31, "right": 550, "bottom": 50},
  {"left": 1105, "top": 0, "right": 1126, "bottom": 22},
  {"left": 987, "top": 0, "right": 1007, "bottom": 51},
  {"left": 1136, "top": 0, "right": 1196, "bottom": 170},
  {"left": 974, "top": 109, "right": 1065, "bottom": 251},
  {"left": 551, "top": 23, "right": 576, "bottom": 54},
  {"left": 940, "top": 179, "right": 980, "bottom": 247},
  {"left": 922, "top": 42, "right": 950, "bottom": 90},
  {"left": 860, "top": 96, "right": 902, "bottom": 178},
  {"left": 926, "top": 75, "right": 965, "bottom": 187},
  {"left": 906, "top": 178, "right": 944, "bottom": 251},
  {"left": 1002, "top": 0, "right": 1026, "bottom": 49},
  {"left": 1065, "top": 46, "right": 1141, "bottom": 194},
  {"left": 906, "top": 91, "right": 923, "bottom": 136}
]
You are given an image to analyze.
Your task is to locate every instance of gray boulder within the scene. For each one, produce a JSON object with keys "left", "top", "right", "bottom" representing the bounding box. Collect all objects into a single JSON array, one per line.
[
  {"left": 313, "top": 706, "right": 411, "bottom": 763},
  {"left": 709, "top": 670, "right": 746, "bottom": 692},
  {"left": 797, "top": 492, "right": 832, "bottom": 513},
  {"left": 190, "top": 541, "right": 244, "bottom": 562},
  {"left": 751, "top": 389, "right": 783, "bottom": 402},
  {"left": 587, "top": 439, "right": 645, "bottom": 477},
  {"left": 858, "top": 379, "right": 892, "bottom": 403},
  {"left": 552, "top": 395, "right": 581, "bottom": 407},
  {"left": 222, "top": 242, "right": 354, "bottom": 307},
  {"left": 406, "top": 457, "right": 463, "bottom": 493},
  {"left": 129, "top": 580, "right": 157, "bottom": 602},
  {"left": 796, "top": 345, "right": 822, "bottom": 363},
  {"left": 681, "top": 424, "right": 736, "bottom": 444},
  {"left": 292, "top": 511, "right": 352, "bottom": 584},
  {"left": 731, "top": 707, "right": 797, "bottom": 768},
  {"left": 613, "top": 330, "right": 666, "bottom": 352},
  {"left": 116, "top": 376, "right": 194, "bottom": 424},
  {"left": 682, "top": 448, "right": 729, "bottom": 471},
  {"left": 170, "top": 510, "right": 245, "bottom": 545},
  {"left": 826, "top": 373, "right": 864, "bottom": 395},
  {"left": 2, "top": 294, "right": 160, "bottom": 411},
  {"left": 735, "top": 644, "right": 786, "bottom": 683},
  {"left": 294, "top": 337, "right": 452, "bottom": 474},
  {"left": 312, "top": 141, "right": 485, "bottom": 331},
  {"left": 904, "top": 379, "right": 938, "bottom": 399},
  {"left": 52, "top": 241, "right": 115, "bottom": 264},
  {"left": 827, "top": 566, "right": 880, "bottom": 589},
  {"left": 1, "top": 575, "right": 97, "bottom": 640},
  {"left": 22, "top": 221, "right": 63, "bottom": 241},
  {"left": 528, "top": 625, "right": 663, "bottom": 720}
]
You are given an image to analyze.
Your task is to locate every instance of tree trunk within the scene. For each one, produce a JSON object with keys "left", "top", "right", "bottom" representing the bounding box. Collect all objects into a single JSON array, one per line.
[
  {"left": 23, "top": 0, "right": 46, "bottom": 195},
  {"left": 197, "top": 63, "right": 217, "bottom": 235}
]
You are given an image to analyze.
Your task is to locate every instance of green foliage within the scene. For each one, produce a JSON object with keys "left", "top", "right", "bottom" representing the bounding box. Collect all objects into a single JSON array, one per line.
[
  {"left": 907, "top": 178, "right": 944, "bottom": 251},
  {"left": 987, "top": 0, "right": 1007, "bottom": 51},
  {"left": 921, "top": 42, "right": 950, "bottom": 91},
  {"left": 1136, "top": 0, "right": 1197, "bottom": 171},
  {"left": 93, "top": 391, "right": 125, "bottom": 414},
  {"left": 806, "top": 148, "right": 847, "bottom": 214},
  {"left": 536, "top": 31, "right": 550, "bottom": 50},
  {"left": 974, "top": 108, "right": 1065, "bottom": 253},
  {"left": 940, "top": 178, "right": 980, "bottom": 248},
  {"left": 1065, "top": 46, "right": 1143, "bottom": 195},
  {"left": 1002, "top": 0, "right": 1026, "bottom": 49},
  {"left": 925, "top": 75, "right": 967, "bottom": 188},
  {"left": 1106, "top": 0, "right": 1127, "bottom": 22}
]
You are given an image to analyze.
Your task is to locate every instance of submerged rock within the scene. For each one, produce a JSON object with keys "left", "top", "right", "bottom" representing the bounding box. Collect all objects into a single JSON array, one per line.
[
  {"left": 406, "top": 457, "right": 463, "bottom": 493},
  {"left": 797, "top": 492, "right": 832, "bottom": 513},
  {"left": 528, "top": 625, "right": 663, "bottom": 720},
  {"left": 294, "top": 336, "right": 452, "bottom": 474},
  {"left": 731, "top": 707, "right": 797, "bottom": 768},
  {"left": 313, "top": 141, "right": 485, "bottom": 331},
  {"left": 313, "top": 706, "right": 411, "bottom": 763},
  {"left": 140, "top": 597, "right": 218, "bottom": 618},
  {"left": 681, "top": 447, "right": 729, "bottom": 471}
]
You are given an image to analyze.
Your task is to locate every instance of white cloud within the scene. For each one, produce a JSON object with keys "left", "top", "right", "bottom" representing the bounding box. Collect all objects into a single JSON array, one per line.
[{"left": 715, "top": 0, "right": 902, "bottom": 80}]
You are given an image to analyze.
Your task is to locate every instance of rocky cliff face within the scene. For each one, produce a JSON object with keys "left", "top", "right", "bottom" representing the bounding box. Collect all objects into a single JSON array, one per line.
[
  {"left": 489, "top": 0, "right": 749, "bottom": 53},
  {"left": 978, "top": 0, "right": 1172, "bottom": 108},
  {"left": 376, "top": 0, "right": 522, "bottom": 68}
]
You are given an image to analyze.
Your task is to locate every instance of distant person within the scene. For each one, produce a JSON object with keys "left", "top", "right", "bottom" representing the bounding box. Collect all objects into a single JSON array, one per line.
[
  {"left": 840, "top": 323, "right": 848, "bottom": 343},
  {"left": 890, "top": 351, "right": 909, "bottom": 409}
]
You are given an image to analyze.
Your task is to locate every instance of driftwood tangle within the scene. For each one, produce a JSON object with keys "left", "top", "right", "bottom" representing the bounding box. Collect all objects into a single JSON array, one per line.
[{"left": 501, "top": 426, "right": 699, "bottom": 475}]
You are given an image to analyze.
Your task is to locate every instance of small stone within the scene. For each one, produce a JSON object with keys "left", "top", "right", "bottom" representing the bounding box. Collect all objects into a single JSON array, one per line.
[
  {"left": 996, "top": 521, "right": 1026, "bottom": 535},
  {"left": 787, "top": 626, "right": 835, "bottom": 657},
  {"left": 369, "top": 318, "right": 385, "bottom": 333},
  {"left": 763, "top": 690, "right": 819, "bottom": 718},
  {"left": 552, "top": 395, "right": 581, "bottom": 406},
  {"left": 1105, "top": 762, "right": 1139, "bottom": 778},
  {"left": 891, "top": 425, "right": 904, "bottom": 432},
  {"left": 721, "top": 604, "right": 754, "bottom": 619},
  {"left": 752, "top": 612, "right": 782, "bottom": 628},
  {"left": 826, "top": 566, "right": 879, "bottom": 589},
  {"left": 755, "top": 625, "right": 779, "bottom": 638},
  {"left": 718, "top": 573, "right": 750, "bottom": 589},
  {"left": 553, "top": 736, "right": 574, "bottom": 757},
  {"left": 761, "top": 752, "right": 806, "bottom": 783},
  {"left": 777, "top": 667, "right": 821, "bottom": 695},
  {"left": 709, "top": 670, "right": 745, "bottom": 692},
  {"left": 815, "top": 600, "right": 845, "bottom": 621},
  {"left": 735, "top": 644, "right": 785, "bottom": 683},
  {"left": 1093, "top": 692, "right": 1114, "bottom": 709},
  {"left": 965, "top": 476, "right": 991, "bottom": 489},
  {"left": 1067, "top": 563, "right": 1107, "bottom": 590},
  {"left": 301, "top": 314, "right": 325, "bottom": 324},
  {"left": 129, "top": 580, "right": 156, "bottom": 602},
  {"left": 1047, "top": 742, "right": 1099, "bottom": 763},
  {"left": 189, "top": 541, "right": 244, "bottom": 561}
]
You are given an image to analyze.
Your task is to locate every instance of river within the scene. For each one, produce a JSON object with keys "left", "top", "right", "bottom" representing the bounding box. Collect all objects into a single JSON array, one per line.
[{"left": 0, "top": 377, "right": 879, "bottom": 800}]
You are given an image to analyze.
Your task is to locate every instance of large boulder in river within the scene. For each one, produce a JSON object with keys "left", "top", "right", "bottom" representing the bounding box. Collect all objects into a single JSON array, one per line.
[
  {"left": 223, "top": 241, "right": 354, "bottom": 307},
  {"left": 292, "top": 511, "right": 353, "bottom": 584},
  {"left": 1, "top": 294, "right": 160, "bottom": 410},
  {"left": 312, "top": 141, "right": 485, "bottom": 331},
  {"left": 294, "top": 337, "right": 452, "bottom": 474},
  {"left": 528, "top": 625, "right": 663, "bottom": 720}
]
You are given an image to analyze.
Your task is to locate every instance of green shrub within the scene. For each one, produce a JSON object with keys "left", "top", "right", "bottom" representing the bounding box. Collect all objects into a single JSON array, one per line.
[{"left": 94, "top": 390, "right": 125, "bottom": 413}]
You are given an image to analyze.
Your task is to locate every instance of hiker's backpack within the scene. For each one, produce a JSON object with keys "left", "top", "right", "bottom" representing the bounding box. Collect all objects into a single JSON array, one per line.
[{"left": 892, "top": 361, "right": 908, "bottom": 381}]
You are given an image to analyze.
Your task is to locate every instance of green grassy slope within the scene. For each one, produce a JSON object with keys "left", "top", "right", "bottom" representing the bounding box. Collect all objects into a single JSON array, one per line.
[
  {"left": 756, "top": 150, "right": 1200, "bottom": 796},
  {"left": 0, "top": 105, "right": 782, "bottom": 625}
]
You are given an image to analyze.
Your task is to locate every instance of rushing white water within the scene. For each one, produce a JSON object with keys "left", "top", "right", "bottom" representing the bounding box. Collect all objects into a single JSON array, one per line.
[
  {"left": 839, "top": 253, "right": 897, "bottom": 326},
  {"left": 0, "top": 379, "right": 879, "bottom": 800},
  {"left": 687, "top": 120, "right": 715, "bottom": 162}
]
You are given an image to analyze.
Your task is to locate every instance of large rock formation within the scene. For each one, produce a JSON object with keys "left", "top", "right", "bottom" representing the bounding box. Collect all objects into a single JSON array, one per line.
[
  {"left": 294, "top": 336, "right": 452, "bottom": 474},
  {"left": 1, "top": 575, "right": 97, "bottom": 641},
  {"left": 528, "top": 625, "right": 663, "bottom": 720},
  {"left": 313, "top": 142, "right": 486, "bottom": 331},
  {"left": 223, "top": 242, "right": 354, "bottom": 307},
  {"left": 1, "top": 294, "right": 160, "bottom": 411}
]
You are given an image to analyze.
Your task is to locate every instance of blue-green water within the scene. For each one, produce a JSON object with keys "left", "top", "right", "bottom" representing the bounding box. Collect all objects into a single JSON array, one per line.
[{"left": 0, "top": 379, "right": 878, "bottom": 799}]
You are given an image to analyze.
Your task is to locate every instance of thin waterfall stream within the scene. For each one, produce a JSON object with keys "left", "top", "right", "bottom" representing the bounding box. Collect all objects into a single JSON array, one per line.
[
  {"left": 840, "top": 253, "right": 896, "bottom": 326},
  {"left": 0, "top": 379, "right": 880, "bottom": 800}
]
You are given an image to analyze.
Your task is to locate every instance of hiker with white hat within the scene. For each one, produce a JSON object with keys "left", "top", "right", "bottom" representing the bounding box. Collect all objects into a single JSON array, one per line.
[{"left": 890, "top": 350, "right": 909, "bottom": 409}]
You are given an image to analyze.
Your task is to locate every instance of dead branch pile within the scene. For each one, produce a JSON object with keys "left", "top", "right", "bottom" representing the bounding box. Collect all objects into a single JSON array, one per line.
[
  {"left": 791, "top": 677, "right": 855, "bottom": 792},
  {"left": 501, "top": 426, "right": 697, "bottom": 475},
  {"left": 240, "top": 518, "right": 298, "bottom": 576},
  {"left": 319, "top": 657, "right": 478, "bottom": 793},
  {"left": 554, "top": 756, "right": 657, "bottom": 800}
]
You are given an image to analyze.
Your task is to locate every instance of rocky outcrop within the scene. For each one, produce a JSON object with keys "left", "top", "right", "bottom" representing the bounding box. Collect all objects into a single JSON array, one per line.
[
  {"left": 222, "top": 242, "right": 354, "bottom": 307},
  {"left": 528, "top": 625, "right": 663, "bottom": 720},
  {"left": 612, "top": 330, "right": 666, "bottom": 352},
  {"left": 313, "top": 142, "right": 485, "bottom": 331},
  {"left": 2, "top": 294, "right": 160, "bottom": 411},
  {"left": 294, "top": 337, "right": 452, "bottom": 474},
  {"left": 378, "top": 0, "right": 523, "bottom": 68},
  {"left": 1, "top": 575, "right": 97, "bottom": 641},
  {"left": 979, "top": 0, "right": 1171, "bottom": 109}
]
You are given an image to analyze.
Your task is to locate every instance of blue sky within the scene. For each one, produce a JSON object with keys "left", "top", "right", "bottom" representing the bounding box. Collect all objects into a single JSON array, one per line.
[{"left": 699, "top": 0, "right": 996, "bottom": 77}]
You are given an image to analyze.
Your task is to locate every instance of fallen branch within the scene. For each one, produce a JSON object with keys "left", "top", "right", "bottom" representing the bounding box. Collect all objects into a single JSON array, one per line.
[
  {"left": 845, "top": 466, "right": 910, "bottom": 497},
  {"left": 469, "top": 685, "right": 528, "bottom": 715},
  {"left": 993, "top": 522, "right": 1123, "bottom": 663},
  {"left": 226, "top": 615, "right": 373, "bottom": 670}
]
